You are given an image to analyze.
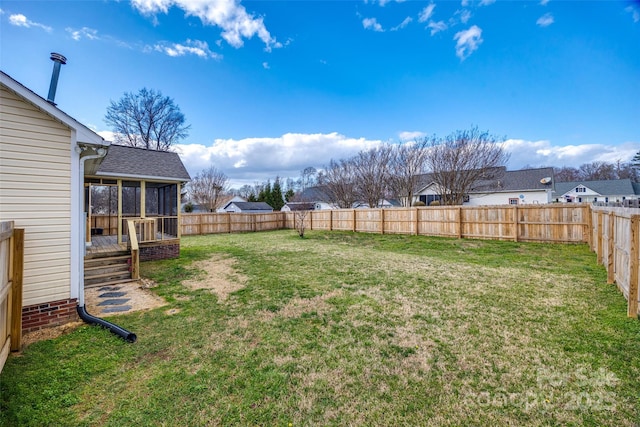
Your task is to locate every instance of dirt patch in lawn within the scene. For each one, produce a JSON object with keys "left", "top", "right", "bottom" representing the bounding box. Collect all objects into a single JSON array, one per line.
[{"left": 182, "top": 255, "right": 247, "bottom": 301}]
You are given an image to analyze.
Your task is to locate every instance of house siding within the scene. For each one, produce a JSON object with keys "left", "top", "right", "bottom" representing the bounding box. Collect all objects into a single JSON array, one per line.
[
  {"left": 0, "top": 85, "right": 73, "bottom": 307},
  {"left": 466, "top": 191, "right": 551, "bottom": 206}
]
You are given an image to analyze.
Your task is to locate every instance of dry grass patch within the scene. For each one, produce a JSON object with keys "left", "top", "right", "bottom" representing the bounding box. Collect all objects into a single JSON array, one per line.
[{"left": 182, "top": 254, "right": 247, "bottom": 301}]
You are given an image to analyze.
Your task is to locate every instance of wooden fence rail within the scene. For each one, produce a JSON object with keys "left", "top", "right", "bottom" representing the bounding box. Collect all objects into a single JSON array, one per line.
[
  {"left": 0, "top": 221, "right": 24, "bottom": 373},
  {"left": 590, "top": 207, "right": 640, "bottom": 318}
]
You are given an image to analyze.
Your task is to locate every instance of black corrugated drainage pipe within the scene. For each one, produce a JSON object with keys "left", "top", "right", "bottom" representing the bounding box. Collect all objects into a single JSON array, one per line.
[{"left": 77, "top": 305, "right": 137, "bottom": 343}]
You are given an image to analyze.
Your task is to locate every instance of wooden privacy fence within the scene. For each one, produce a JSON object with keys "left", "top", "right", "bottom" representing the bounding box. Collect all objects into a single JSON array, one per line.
[
  {"left": 0, "top": 221, "right": 24, "bottom": 373},
  {"left": 590, "top": 207, "right": 640, "bottom": 318},
  {"left": 283, "top": 205, "right": 590, "bottom": 243},
  {"left": 182, "top": 212, "right": 284, "bottom": 235},
  {"left": 183, "top": 205, "right": 590, "bottom": 243}
]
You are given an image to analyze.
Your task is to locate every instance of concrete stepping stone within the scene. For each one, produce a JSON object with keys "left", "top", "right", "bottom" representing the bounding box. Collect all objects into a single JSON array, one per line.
[
  {"left": 97, "top": 298, "right": 130, "bottom": 306},
  {"left": 102, "top": 305, "right": 132, "bottom": 313},
  {"left": 98, "top": 291, "right": 127, "bottom": 298},
  {"left": 98, "top": 286, "right": 122, "bottom": 292}
]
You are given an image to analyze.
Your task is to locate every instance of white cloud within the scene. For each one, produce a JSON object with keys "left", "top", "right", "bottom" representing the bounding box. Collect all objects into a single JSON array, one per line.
[
  {"left": 625, "top": 6, "right": 640, "bottom": 23},
  {"left": 369, "top": 0, "right": 406, "bottom": 6},
  {"left": 455, "top": 9, "right": 472, "bottom": 24},
  {"left": 154, "top": 39, "right": 221, "bottom": 59},
  {"left": 66, "top": 27, "right": 99, "bottom": 41},
  {"left": 391, "top": 16, "right": 412, "bottom": 31},
  {"left": 174, "top": 132, "right": 384, "bottom": 185},
  {"left": 536, "top": 13, "right": 554, "bottom": 27},
  {"left": 362, "top": 17, "right": 384, "bottom": 32},
  {"left": 479, "top": 0, "right": 496, "bottom": 6},
  {"left": 461, "top": 0, "right": 469, "bottom": 6},
  {"left": 427, "top": 20, "right": 448, "bottom": 36},
  {"left": 262, "top": 61, "right": 270, "bottom": 69},
  {"left": 418, "top": 4, "right": 436, "bottom": 23},
  {"left": 398, "top": 131, "right": 426, "bottom": 141},
  {"left": 503, "top": 139, "right": 639, "bottom": 169},
  {"left": 453, "top": 25, "right": 483, "bottom": 60},
  {"left": 8, "top": 13, "right": 52, "bottom": 32},
  {"left": 131, "top": 0, "right": 279, "bottom": 51},
  {"left": 540, "top": 0, "right": 550, "bottom": 5}
]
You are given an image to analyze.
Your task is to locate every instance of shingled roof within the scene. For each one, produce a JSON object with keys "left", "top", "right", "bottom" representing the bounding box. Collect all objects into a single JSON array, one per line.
[
  {"left": 554, "top": 179, "right": 638, "bottom": 197},
  {"left": 95, "top": 145, "right": 191, "bottom": 182},
  {"left": 415, "top": 167, "right": 555, "bottom": 193}
]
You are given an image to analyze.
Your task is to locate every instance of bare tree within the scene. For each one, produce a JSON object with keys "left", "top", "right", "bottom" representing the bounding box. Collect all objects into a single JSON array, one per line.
[
  {"left": 323, "top": 159, "right": 359, "bottom": 208},
  {"left": 579, "top": 161, "right": 616, "bottom": 181},
  {"left": 105, "top": 88, "right": 190, "bottom": 151},
  {"left": 554, "top": 166, "right": 582, "bottom": 182},
  {"left": 424, "top": 127, "right": 509, "bottom": 205},
  {"left": 294, "top": 210, "right": 309, "bottom": 238},
  {"left": 353, "top": 145, "right": 393, "bottom": 208},
  {"left": 298, "top": 167, "right": 318, "bottom": 192},
  {"left": 189, "top": 166, "right": 230, "bottom": 212},
  {"left": 389, "top": 139, "right": 430, "bottom": 207}
]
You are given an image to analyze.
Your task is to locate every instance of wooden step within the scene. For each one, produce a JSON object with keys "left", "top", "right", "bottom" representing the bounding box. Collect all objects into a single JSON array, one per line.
[{"left": 85, "top": 255, "right": 131, "bottom": 266}]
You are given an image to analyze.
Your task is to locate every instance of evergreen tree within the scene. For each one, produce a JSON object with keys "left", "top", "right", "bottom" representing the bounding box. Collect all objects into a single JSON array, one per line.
[
  {"left": 259, "top": 181, "right": 275, "bottom": 208},
  {"left": 633, "top": 150, "right": 640, "bottom": 169},
  {"left": 271, "top": 177, "right": 285, "bottom": 211},
  {"left": 284, "top": 188, "right": 295, "bottom": 202}
]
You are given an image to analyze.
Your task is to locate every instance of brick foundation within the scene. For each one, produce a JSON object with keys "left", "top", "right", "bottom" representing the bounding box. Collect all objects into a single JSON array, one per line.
[
  {"left": 140, "top": 242, "right": 180, "bottom": 261},
  {"left": 22, "top": 298, "right": 79, "bottom": 333}
]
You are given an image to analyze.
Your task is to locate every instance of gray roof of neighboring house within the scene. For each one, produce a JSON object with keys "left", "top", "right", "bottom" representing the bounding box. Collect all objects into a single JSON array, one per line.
[
  {"left": 297, "top": 186, "right": 331, "bottom": 202},
  {"left": 553, "top": 179, "right": 637, "bottom": 197},
  {"left": 95, "top": 144, "right": 191, "bottom": 182},
  {"left": 284, "top": 202, "right": 315, "bottom": 211},
  {"left": 415, "top": 167, "right": 555, "bottom": 193},
  {"left": 633, "top": 182, "right": 640, "bottom": 195},
  {"left": 227, "top": 201, "right": 273, "bottom": 211}
]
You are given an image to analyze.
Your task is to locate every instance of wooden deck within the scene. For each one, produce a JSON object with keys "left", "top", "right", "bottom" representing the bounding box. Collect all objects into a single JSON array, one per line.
[{"left": 87, "top": 235, "right": 128, "bottom": 255}]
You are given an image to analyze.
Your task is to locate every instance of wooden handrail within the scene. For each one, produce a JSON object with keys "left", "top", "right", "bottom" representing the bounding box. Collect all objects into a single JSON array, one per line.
[{"left": 126, "top": 219, "right": 140, "bottom": 280}]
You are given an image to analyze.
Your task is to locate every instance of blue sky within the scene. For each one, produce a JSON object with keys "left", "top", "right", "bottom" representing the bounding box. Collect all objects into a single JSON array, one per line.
[{"left": 1, "top": 0, "right": 639, "bottom": 187}]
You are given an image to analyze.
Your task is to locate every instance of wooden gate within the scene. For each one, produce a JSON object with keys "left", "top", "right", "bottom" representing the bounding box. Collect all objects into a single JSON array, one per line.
[{"left": 0, "top": 221, "right": 24, "bottom": 373}]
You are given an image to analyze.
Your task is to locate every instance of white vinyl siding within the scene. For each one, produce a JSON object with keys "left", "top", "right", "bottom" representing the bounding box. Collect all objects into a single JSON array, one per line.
[{"left": 0, "top": 85, "right": 72, "bottom": 306}]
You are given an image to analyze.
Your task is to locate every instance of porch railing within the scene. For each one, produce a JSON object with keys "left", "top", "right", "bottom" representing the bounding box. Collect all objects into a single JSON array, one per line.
[{"left": 125, "top": 220, "right": 140, "bottom": 280}]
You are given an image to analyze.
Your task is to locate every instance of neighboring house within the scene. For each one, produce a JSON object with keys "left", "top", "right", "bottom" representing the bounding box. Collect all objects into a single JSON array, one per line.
[
  {"left": 0, "top": 70, "right": 190, "bottom": 333},
  {"left": 296, "top": 186, "right": 338, "bottom": 210},
  {"left": 182, "top": 196, "right": 246, "bottom": 213},
  {"left": 216, "top": 196, "right": 246, "bottom": 213},
  {"left": 353, "top": 199, "right": 402, "bottom": 209},
  {"left": 223, "top": 201, "right": 274, "bottom": 213},
  {"left": 413, "top": 167, "right": 555, "bottom": 206},
  {"left": 553, "top": 179, "right": 640, "bottom": 204},
  {"left": 281, "top": 202, "right": 315, "bottom": 212}
]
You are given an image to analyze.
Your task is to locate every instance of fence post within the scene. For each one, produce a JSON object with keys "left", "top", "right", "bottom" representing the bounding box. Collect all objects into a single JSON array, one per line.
[
  {"left": 329, "top": 210, "right": 333, "bottom": 231},
  {"left": 585, "top": 205, "right": 592, "bottom": 246},
  {"left": 597, "top": 212, "right": 603, "bottom": 264},
  {"left": 607, "top": 213, "right": 615, "bottom": 284},
  {"left": 309, "top": 211, "right": 313, "bottom": 231},
  {"left": 353, "top": 209, "right": 356, "bottom": 232},
  {"left": 513, "top": 205, "right": 519, "bottom": 242},
  {"left": 628, "top": 215, "right": 639, "bottom": 318},
  {"left": 227, "top": 213, "right": 232, "bottom": 233},
  {"left": 415, "top": 208, "right": 419, "bottom": 236},
  {"left": 457, "top": 207, "right": 462, "bottom": 239},
  {"left": 10, "top": 228, "right": 24, "bottom": 351},
  {"left": 380, "top": 209, "right": 384, "bottom": 234}
]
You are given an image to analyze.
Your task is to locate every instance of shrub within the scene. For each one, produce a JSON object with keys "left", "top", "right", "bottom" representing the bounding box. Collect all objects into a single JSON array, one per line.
[{"left": 412, "top": 201, "right": 426, "bottom": 207}]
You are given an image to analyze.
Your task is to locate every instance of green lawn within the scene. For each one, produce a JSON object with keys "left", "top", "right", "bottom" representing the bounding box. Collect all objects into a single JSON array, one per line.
[{"left": 1, "top": 230, "right": 639, "bottom": 426}]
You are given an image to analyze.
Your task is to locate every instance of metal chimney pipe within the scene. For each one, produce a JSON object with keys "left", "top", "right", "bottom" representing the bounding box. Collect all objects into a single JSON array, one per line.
[{"left": 47, "top": 52, "right": 67, "bottom": 105}]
